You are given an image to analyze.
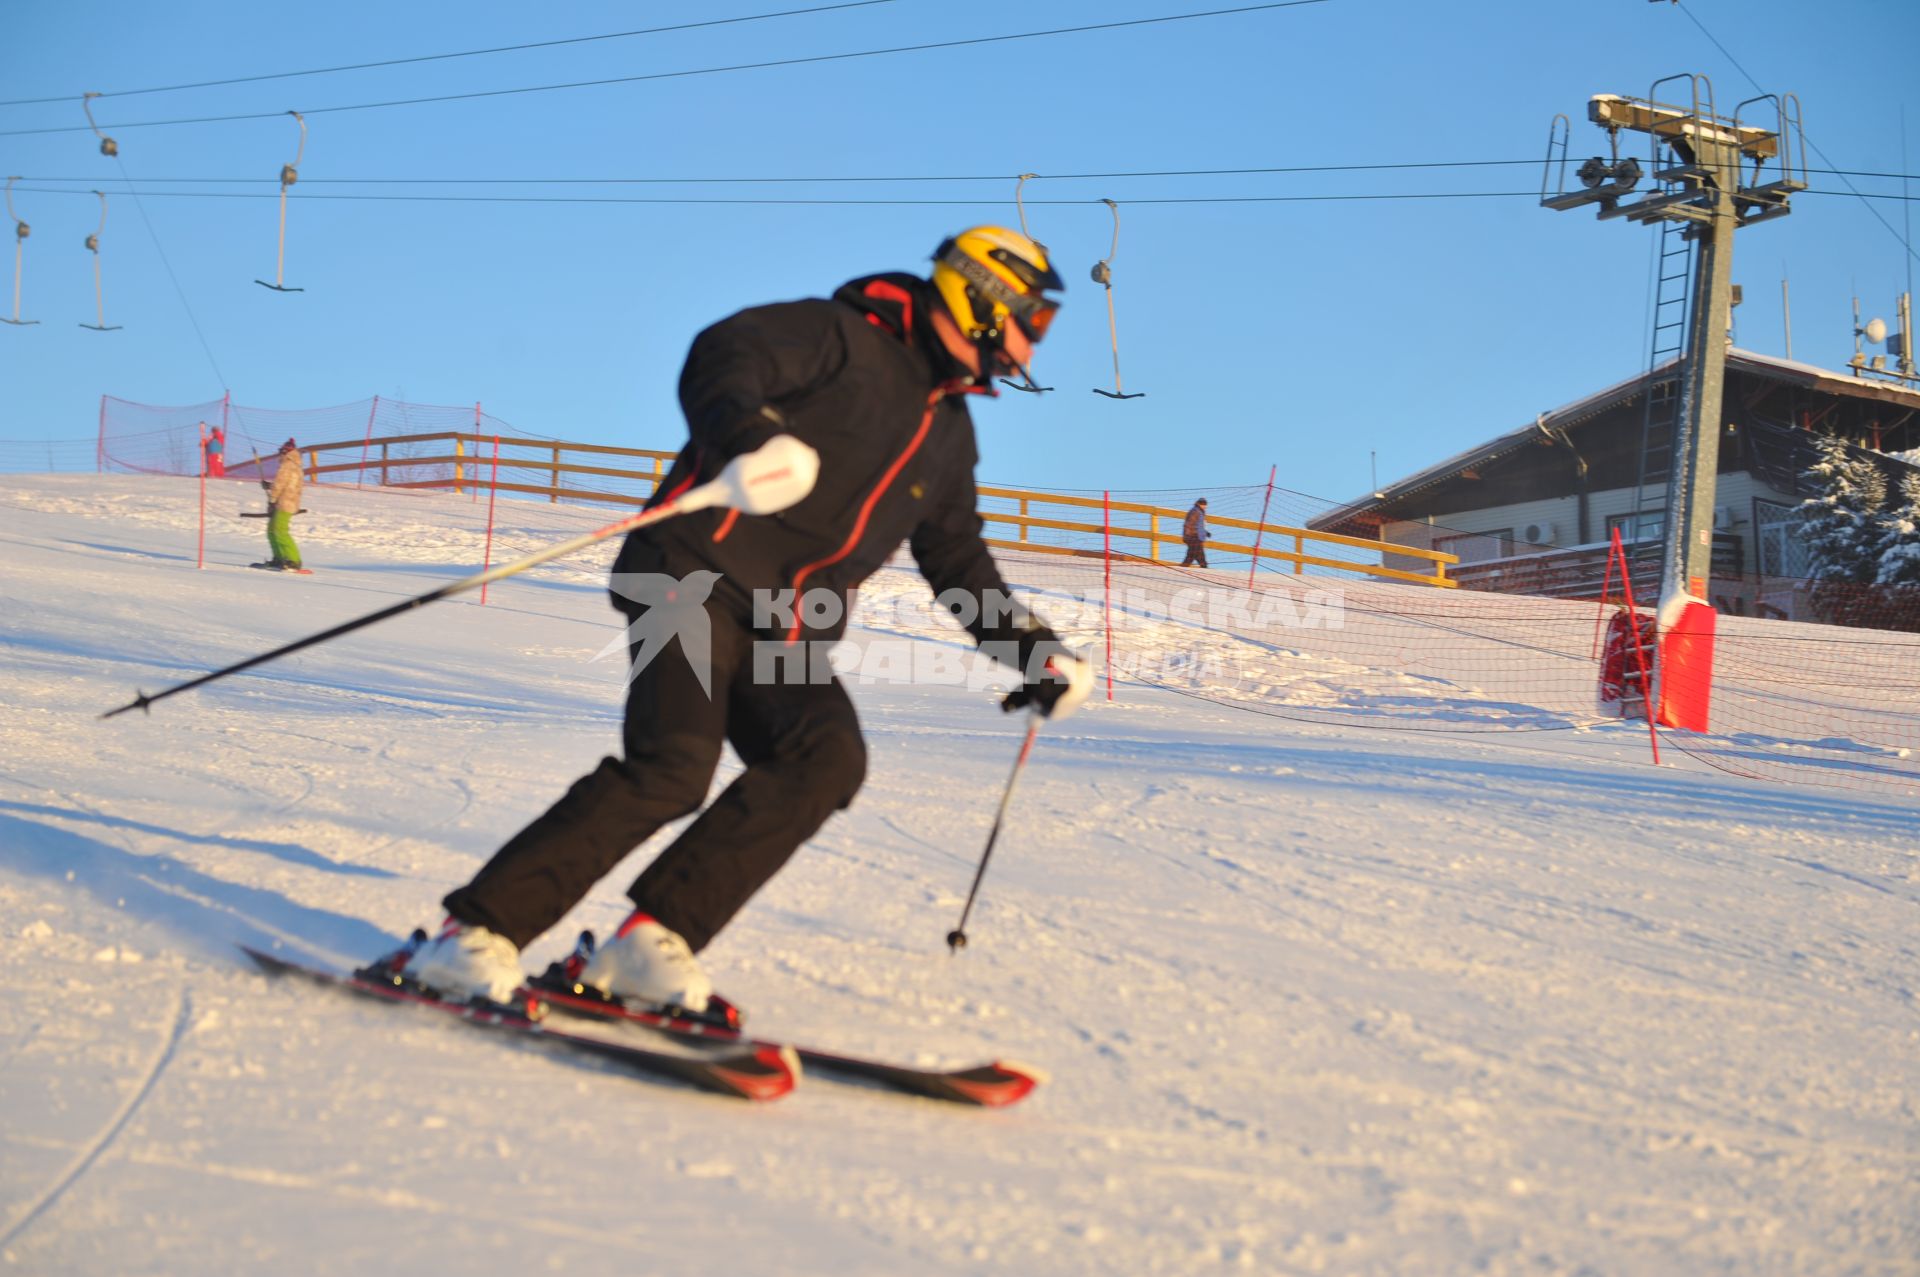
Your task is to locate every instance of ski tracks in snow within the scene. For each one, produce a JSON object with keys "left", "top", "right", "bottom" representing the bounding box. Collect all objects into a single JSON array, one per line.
[{"left": 0, "top": 988, "right": 193, "bottom": 1254}]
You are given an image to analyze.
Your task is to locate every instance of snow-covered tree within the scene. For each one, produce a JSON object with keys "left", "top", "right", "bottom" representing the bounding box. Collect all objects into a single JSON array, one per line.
[
  {"left": 1792, "top": 433, "right": 1888, "bottom": 626},
  {"left": 1793, "top": 433, "right": 1887, "bottom": 582},
  {"left": 1875, "top": 471, "right": 1920, "bottom": 587}
]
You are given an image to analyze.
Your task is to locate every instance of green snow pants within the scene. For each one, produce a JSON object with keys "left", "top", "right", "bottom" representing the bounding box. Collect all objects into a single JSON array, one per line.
[{"left": 267, "top": 509, "right": 302, "bottom": 568}]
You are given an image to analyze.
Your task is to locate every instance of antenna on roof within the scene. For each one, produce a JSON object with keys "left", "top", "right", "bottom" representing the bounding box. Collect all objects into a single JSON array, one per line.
[{"left": 1851, "top": 292, "right": 1917, "bottom": 386}]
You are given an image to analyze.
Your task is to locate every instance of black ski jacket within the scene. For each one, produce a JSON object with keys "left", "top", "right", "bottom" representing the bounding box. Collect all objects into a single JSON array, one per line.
[{"left": 612, "top": 273, "right": 1063, "bottom": 661}]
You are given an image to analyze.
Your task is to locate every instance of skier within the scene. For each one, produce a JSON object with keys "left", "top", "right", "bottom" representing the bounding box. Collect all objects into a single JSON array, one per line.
[
  {"left": 406, "top": 226, "right": 1094, "bottom": 1009},
  {"left": 203, "top": 424, "right": 226, "bottom": 478},
  {"left": 1181, "top": 497, "right": 1210, "bottom": 567},
  {"left": 254, "top": 439, "right": 306, "bottom": 572}
]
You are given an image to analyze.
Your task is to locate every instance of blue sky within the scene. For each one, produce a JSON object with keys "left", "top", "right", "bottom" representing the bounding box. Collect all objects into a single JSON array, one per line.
[{"left": 2, "top": 0, "right": 1915, "bottom": 504}]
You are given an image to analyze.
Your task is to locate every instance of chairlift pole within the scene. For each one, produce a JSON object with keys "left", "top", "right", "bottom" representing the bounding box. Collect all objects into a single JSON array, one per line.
[{"left": 1541, "top": 80, "right": 1805, "bottom": 607}]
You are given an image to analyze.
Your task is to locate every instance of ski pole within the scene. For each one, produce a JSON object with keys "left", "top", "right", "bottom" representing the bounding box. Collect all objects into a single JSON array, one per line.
[
  {"left": 102, "top": 437, "right": 818, "bottom": 719},
  {"left": 946, "top": 712, "right": 1042, "bottom": 952}
]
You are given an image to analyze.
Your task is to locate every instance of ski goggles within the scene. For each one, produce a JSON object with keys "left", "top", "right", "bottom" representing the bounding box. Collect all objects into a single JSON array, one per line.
[{"left": 1012, "top": 298, "right": 1059, "bottom": 343}]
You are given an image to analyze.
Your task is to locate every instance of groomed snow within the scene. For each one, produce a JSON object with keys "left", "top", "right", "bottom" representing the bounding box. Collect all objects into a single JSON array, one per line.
[{"left": 1, "top": 475, "right": 1915, "bottom": 1275}]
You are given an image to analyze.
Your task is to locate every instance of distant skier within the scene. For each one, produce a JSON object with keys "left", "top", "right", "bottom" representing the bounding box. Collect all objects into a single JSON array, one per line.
[
  {"left": 406, "top": 226, "right": 1093, "bottom": 1009},
  {"left": 253, "top": 439, "right": 305, "bottom": 572},
  {"left": 202, "top": 424, "right": 226, "bottom": 478},
  {"left": 1181, "top": 497, "right": 1211, "bottom": 567}
]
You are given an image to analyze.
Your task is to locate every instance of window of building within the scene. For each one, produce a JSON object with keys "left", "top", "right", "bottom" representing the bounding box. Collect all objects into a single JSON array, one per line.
[
  {"left": 1605, "top": 510, "right": 1666, "bottom": 544},
  {"left": 1754, "top": 498, "right": 1812, "bottom": 578},
  {"left": 1433, "top": 529, "right": 1513, "bottom": 564}
]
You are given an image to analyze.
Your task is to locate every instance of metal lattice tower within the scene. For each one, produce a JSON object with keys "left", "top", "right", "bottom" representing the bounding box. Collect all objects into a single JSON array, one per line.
[{"left": 1542, "top": 75, "right": 1806, "bottom": 606}]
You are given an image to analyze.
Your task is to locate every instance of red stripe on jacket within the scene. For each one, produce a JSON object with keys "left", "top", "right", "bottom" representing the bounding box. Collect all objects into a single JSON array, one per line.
[{"left": 782, "top": 388, "right": 947, "bottom": 644}]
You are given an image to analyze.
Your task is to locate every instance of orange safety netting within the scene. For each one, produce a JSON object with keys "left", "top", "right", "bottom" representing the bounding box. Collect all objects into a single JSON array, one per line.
[{"left": 84, "top": 397, "right": 1920, "bottom": 799}]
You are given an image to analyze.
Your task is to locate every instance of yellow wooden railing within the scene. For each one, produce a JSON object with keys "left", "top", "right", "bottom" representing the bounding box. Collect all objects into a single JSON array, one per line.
[
  {"left": 294, "top": 431, "right": 678, "bottom": 505},
  {"left": 290, "top": 432, "right": 1455, "bottom": 588},
  {"left": 976, "top": 486, "right": 1456, "bottom": 587}
]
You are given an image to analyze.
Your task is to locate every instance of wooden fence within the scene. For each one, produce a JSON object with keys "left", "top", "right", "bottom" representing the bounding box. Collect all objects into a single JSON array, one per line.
[
  {"left": 294, "top": 431, "right": 1457, "bottom": 588},
  {"left": 976, "top": 486, "right": 1456, "bottom": 586}
]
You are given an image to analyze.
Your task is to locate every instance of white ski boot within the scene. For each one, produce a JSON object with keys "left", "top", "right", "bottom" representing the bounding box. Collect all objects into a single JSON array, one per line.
[
  {"left": 404, "top": 919, "right": 522, "bottom": 1004},
  {"left": 580, "top": 913, "right": 712, "bottom": 1012}
]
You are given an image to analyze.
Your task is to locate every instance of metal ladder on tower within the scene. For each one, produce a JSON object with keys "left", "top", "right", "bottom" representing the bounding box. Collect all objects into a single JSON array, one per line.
[{"left": 1627, "top": 180, "right": 1695, "bottom": 598}]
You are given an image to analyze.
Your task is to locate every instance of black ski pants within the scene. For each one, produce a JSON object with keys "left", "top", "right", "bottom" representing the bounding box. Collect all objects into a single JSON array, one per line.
[
  {"left": 1180, "top": 537, "right": 1209, "bottom": 568},
  {"left": 443, "top": 602, "right": 866, "bottom": 952}
]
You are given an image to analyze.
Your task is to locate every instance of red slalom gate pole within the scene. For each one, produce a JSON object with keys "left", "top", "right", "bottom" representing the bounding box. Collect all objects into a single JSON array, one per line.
[
  {"left": 1593, "top": 530, "right": 1618, "bottom": 660},
  {"left": 196, "top": 423, "right": 207, "bottom": 570},
  {"left": 357, "top": 394, "right": 379, "bottom": 491},
  {"left": 471, "top": 404, "right": 483, "bottom": 504},
  {"left": 1103, "top": 489, "right": 1114, "bottom": 702},
  {"left": 1612, "top": 527, "right": 1660, "bottom": 765},
  {"left": 480, "top": 434, "right": 500, "bottom": 605},
  {"left": 1247, "top": 464, "right": 1276, "bottom": 589}
]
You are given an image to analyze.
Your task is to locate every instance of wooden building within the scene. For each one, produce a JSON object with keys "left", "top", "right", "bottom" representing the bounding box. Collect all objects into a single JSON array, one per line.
[{"left": 1312, "top": 350, "right": 1920, "bottom": 619}]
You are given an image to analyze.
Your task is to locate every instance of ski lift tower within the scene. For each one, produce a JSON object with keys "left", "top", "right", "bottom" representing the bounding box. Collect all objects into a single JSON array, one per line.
[{"left": 1542, "top": 76, "right": 1805, "bottom": 729}]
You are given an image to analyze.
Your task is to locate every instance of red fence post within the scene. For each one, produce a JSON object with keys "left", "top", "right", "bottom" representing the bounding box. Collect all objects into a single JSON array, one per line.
[
  {"left": 196, "top": 422, "right": 207, "bottom": 570},
  {"left": 480, "top": 434, "right": 501, "bottom": 605},
  {"left": 1247, "top": 464, "right": 1276, "bottom": 589},
  {"left": 1593, "top": 531, "right": 1618, "bottom": 660},
  {"left": 1612, "top": 527, "right": 1660, "bottom": 766},
  {"left": 358, "top": 395, "right": 380, "bottom": 490},
  {"left": 1104, "top": 489, "right": 1114, "bottom": 703}
]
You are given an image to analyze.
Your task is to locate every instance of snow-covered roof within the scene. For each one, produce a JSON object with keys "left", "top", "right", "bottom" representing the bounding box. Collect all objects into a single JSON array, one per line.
[{"left": 1313, "top": 349, "right": 1920, "bottom": 530}]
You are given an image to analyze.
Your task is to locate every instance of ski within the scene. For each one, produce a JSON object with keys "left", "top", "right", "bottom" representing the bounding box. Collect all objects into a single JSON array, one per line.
[
  {"left": 238, "top": 944, "right": 797, "bottom": 1102},
  {"left": 527, "top": 938, "right": 1043, "bottom": 1107}
]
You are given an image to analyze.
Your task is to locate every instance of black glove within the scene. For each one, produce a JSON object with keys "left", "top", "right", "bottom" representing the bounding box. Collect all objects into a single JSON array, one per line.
[
  {"left": 1001, "top": 648, "right": 1093, "bottom": 720},
  {"left": 727, "top": 405, "right": 789, "bottom": 459}
]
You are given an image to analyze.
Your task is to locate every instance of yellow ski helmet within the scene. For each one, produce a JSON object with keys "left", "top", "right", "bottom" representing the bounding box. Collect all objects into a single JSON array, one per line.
[{"left": 931, "top": 226, "right": 1063, "bottom": 349}]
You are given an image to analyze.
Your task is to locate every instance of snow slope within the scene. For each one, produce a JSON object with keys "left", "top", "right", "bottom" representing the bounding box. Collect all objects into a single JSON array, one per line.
[{"left": 1, "top": 476, "right": 1915, "bottom": 1276}]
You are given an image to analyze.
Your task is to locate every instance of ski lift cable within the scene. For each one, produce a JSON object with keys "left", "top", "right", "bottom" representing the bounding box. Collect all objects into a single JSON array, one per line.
[
  {"left": 3, "top": 159, "right": 1908, "bottom": 186},
  {"left": 107, "top": 154, "right": 232, "bottom": 390},
  {"left": 0, "top": 184, "right": 1559, "bottom": 207},
  {"left": 0, "top": 159, "right": 1571, "bottom": 186},
  {"left": 1668, "top": 0, "right": 1920, "bottom": 269},
  {"left": 0, "top": 3, "right": 1335, "bottom": 140},
  {"left": 0, "top": 1, "right": 907, "bottom": 107}
]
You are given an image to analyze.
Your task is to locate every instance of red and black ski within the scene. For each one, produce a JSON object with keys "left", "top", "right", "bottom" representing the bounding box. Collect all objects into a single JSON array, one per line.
[
  {"left": 239, "top": 945, "right": 797, "bottom": 1102},
  {"left": 527, "top": 955, "right": 1043, "bottom": 1108}
]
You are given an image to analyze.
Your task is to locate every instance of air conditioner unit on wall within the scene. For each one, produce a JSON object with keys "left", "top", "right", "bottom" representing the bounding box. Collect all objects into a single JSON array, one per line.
[
  {"left": 1713, "top": 506, "right": 1738, "bottom": 530},
  {"left": 1521, "top": 521, "right": 1557, "bottom": 546}
]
